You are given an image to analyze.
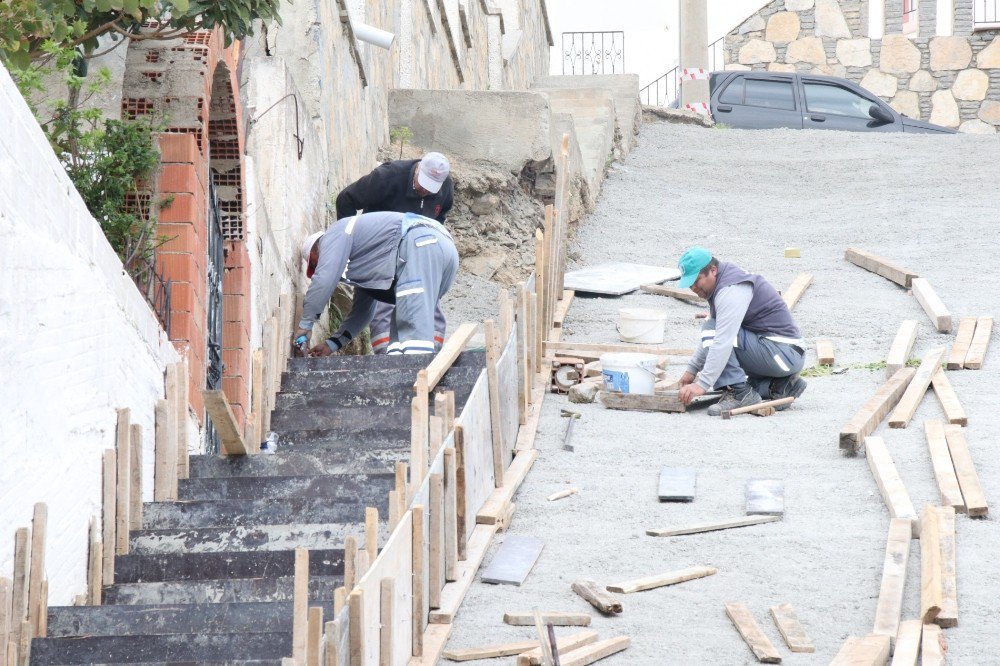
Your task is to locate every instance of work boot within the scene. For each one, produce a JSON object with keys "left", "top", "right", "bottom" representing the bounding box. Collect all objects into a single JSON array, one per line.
[
  {"left": 770, "top": 373, "right": 807, "bottom": 410},
  {"left": 707, "top": 384, "right": 762, "bottom": 417}
]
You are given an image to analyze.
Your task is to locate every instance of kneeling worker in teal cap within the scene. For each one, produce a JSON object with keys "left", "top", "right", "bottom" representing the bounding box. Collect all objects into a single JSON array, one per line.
[{"left": 676, "top": 247, "right": 807, "bottom": 416}]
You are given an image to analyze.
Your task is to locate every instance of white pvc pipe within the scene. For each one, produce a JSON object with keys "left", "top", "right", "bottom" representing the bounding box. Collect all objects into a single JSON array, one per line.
[{"left": 354, "top": 21, "right": 395, "bottom": 50}]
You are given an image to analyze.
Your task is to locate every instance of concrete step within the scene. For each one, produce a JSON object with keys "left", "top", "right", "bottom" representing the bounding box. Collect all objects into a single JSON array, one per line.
[
  {"left": 270, "top": 404, "right": 410, "bottom": 433},
  {"left": 115, "top": 548, "right": 343, "bottom": 584},
  {"left": 532, "top": 73, "right": 640, "bottom": 158},
  {"left": 144, "top": 497, "right": 374, "bottom": 530},
  {"left": 177, "top": 473, "right": 394, "bottom": 502},
  {"left": 187, "top": 449, "right": 403, "bottom": 480},
  {"left": 278, "top": 365, "right": 482, "bottom": 395},
  {"left": 103, "top": 576, "right": 341, "bottom": 605},
  {"left": 30, "top": 631, "right": 292, "bottom": 664},
  {"left": 270, "top": 427, "right": 410, "bottom": 453},
  {"left": 47, "top": 601, "right": 334, "bottom": 638},
  {"left": 130, "top": 522, "right": 384, "bottom": 554},
  {"left": 286, "top": 349, "right": 484, "bottom": 372}
]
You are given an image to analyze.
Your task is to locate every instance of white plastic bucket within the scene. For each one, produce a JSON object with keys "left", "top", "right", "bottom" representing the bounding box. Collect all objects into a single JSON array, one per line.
[
  {"left": 617, "top": 307, "right": 666, "bottom": 344},
  {"left": 600, "top": 352, "right": 658, "bottom": 395}
]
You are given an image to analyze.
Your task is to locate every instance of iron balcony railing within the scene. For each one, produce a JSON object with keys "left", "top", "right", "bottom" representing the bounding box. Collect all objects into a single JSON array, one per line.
[
  {"left": 561, "top": 31, "right": 625, "bottom": 75},
  {"left": 127, "top": 256, "right": 172, "bottom": 335},
  {"left": 975, "top": 0, "right": 1000, "bottom": 27},
  {"left": 639, "top": 37, "right": 725, "bottom": 108}
]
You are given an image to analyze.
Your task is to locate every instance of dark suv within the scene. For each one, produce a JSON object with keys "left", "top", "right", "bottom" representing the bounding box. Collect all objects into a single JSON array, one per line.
[{"left": 709, "top": 71, "right": 956, "bottom": 133}]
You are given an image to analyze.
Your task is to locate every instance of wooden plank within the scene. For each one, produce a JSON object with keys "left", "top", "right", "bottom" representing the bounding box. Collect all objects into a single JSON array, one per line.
[
  {"left": 887, "top": 347, "right": 946, "bottom": 429},
  {"left": 365, "top": 508, "right": 378, "bottom": 563},
  {"left": 114, "top": 409, "right": 131, "bottom": 555},
  {"left": 153, "top": 398, "right": 177, "bottom": 501},
  {"left": 964, "top": 315, "right": 993, "bottom": 369},
  {"left": 481, "top": 535, "right": 543, "bottom": 586},
  {"left": 476, "top": 450, "right": 538, "bottom": 525},
  {"left": 746, "top": 479, "right": 784, "bottom": 516},
  {"left": 203, "top": 390, "right": 248, "bottom": 455},
  {"left": 936, "top": 505, "right": 957, "bottom": 628},
  {"left": 931, "top": 369, "right": 967, "bottom": 426},
  {"left": 443, "top": 449, "right": 458, "bottom": 581},
  {"left": 722, "top": 396, "right": 795, "bottom": 418},
  {"left": 423, "top": 322, "right": 477, "bottom": 391},
  {"left": 484, "top": 319, "right": 506, "bottom": 487},
  {"left": 101, "top": 450, "right": 116, "bottom": 584},
  {"left": 829, "top": 634, "right": 889, "bottom": 666},
  {"left": 553, "top": 290, "right": 575, "bottom": 327},
  {"left": 10, "top": 529, "right": 29, "bottom": 650},
  {"left": 87, "top": 518, "right": 101, "bottom": 605},
  {"left": 597, "top": 391, "right": 684, "bottom": 413},
  {"left": 38, "top": 580, "right": 46, "bottom": 637},
  {"left": 428, "top": 415, "right": 444, "bottom": 464},
  {"left": 530, "top": 291, "right": 540, "bottom": 375},
  {"left": 454, "top": 426, "right": 468, "bottom": 560},
  {"left": 250, "top": 348, "right": 265, "bottom": 449},
  {"left": 503, "top": 612, "right": 591, "bottom": 626},
  {"left": 769, "top": 603, "right": 813, "bottom": 653},
  {"left": 545, "top": 341, "right": 693, "bottom": 357},
  {"left": 535, "top": 230, "right": 546, "bottom": 372},
  {"left": 571, "top": 579, "right": 622, "bottom": 614},
  {"left": 886, "top": 320, "right": 918, "bottom": 378},
  {"left": 921, "top": 623, "right": 945, "bottom": 666},
  {"left": 947, "top": 317, "right": 977, "bottom": 369},
  {"left": 781, "top": 273, "right": 813, "bottom": 310},
  {"left": 816, "top": 339, "right": 835, "bottom": 366},
  {"left": 607, "top": 566, "right": 717, "bottom": 594},
  {"left": 292, "top": 549, "right": 308, "bottom": 664},
  {"left": 547, "top": 488, "right": 578, "bottom": 502},
  {"left": 128, "top": 424, "right": 143, "bottom": 531},
  {"left": 0, "top": 578, "right": 9, "bottom": 661},
  {"left": 892, "top": 619, "right": 921, "bottom": 666},
  {"left": 872, "top": 518, "right": 911, "bottom": 645},
  {"left": 945, "top": 425, "right": 987, "bottom": 517},
  {"left": 443, "top": 640, "right": 539, "bottom": 662},
  {"left": 412, "top": 370, "right": 430, "bottom": 494},
  {"left": 924, "top": 420, "right": 965, "bottom": 512},
  {"left": 531, "top": 609, "right": 554, "bottom": 666},
  {"left": 647, "top": 515, "right": 781, "bottom": 537},
  {"left": 844, "top": 247, "right": 918, "bottom": 288},
  {"left": 261, "top": 317, "right": 276, "bottom": 434},
  {"left": 919, "top": 505, "right": 942, "bottom": 624},
  {"left": 864, "top": 436, "right": 918, "bottom": 537},
  {"left": 428, "top": 473, "right": 444, "bottom": 609},
  {"left": 428, "top": 524, "right": 498, "bottom": 624},
  {"left": 558, "top": 636, "right": 629, "bottom": 666},
  {"left": 840, "top": 367, "right": 916, "bottom": 454},
  {"left": 640, "top": 283, "right": 705, "bottom": 304},
  {"left": 343, "top": 535, "right": 357, "bottom": 591},
  {"left": 516, "top": 283, "right": 530, "bottom": 424},
  {"left": 378, "top": 578, "right": 393, "bottom": 666},
  {"left": 910, "top": 278, "right": 952, "bottom": 333},
  {"left": 411, "top": 505, "right": 425, "bottom": 658},
  {"left": 174, "top": 360, "right": 190, "bottom": 476},
  {"left": 658, "top": 467, "right": 696, "bottom": 501},
  {"left": 16, "top": 619, "right": 29, "bottom": 666},
  {"left": 26, "top": 504, "right": 46, "bottom": 638},
  {"left": 725, "top": 602, "right": 781, "bottom": 663},
  {"left": 516, "top": 630, "right": 600, "bottom": 666},
  {"left": 348, "top": 588, "right": 363, "bottom": 666},
  {"left": 307, "top": 606, "right": 323, "bottom": 666}
]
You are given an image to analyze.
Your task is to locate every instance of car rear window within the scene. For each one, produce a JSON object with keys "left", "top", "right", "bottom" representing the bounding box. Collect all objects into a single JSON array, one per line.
[
  {"left": 804, "top": 82, "right": 875, "bottom": 118},
  {"left": 719, "top": 77, "right": 744, "bottom": 104},
  {"left": 744, "top": 79, "right": 796, "bottom": 111}
]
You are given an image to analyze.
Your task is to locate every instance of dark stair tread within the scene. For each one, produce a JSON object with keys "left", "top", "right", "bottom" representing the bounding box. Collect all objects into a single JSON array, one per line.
[
  {"left": 129, "top": 522, "right": 383, "bottom": 555},
  {"left": 103, "top": 577, "right": 342, "bottom": 606},
  {"left": 269, "top": 405, "right": 411, "bottom": 432},
  {"left": 285, "top": 349, "right": 484, "bottom": 372},
  {"left": 29, "top": 631, "right": 291, "bottom": 664},
  {"left": 115, "top": 548, "right": 343, "bottom": 584},
  {"left": 177, "top": 472, "right": 394, "bottom": 501},
  {"left": 143, "top": 497, "right": 376, "bottom": 530},
  {"left": 270, "top": 428, "right": 411, "bottom": 453},
  {"left": 186, "top": 450, "right": 404, "bottom": 480}
]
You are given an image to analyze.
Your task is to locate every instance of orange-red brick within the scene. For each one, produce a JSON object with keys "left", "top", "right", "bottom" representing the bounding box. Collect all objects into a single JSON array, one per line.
[{"left": 159, "top": 133, "right": 199, "bottom": 164}]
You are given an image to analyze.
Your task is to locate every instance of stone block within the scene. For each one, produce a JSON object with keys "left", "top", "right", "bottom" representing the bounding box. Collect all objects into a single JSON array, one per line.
[
  {"left": 739, "top": 39, "right": 778, "bottom": 64},
  {"left": 811, "top": 63, "right": 848, "bottom": 78},
  {"left": 861, "top": 69, "right": 899, "bottom": 97},
  {"left": 976, "top": 36, "right": 1000, "bottom": 68},
  {"left": 815, "top": 0, "right": 852, "bottom": 38},
  {"left": 767, "top": 12, "right": 801, "bottom": 42},
  {"left": 725, "top": 63, "right": 752, "bottom": 71},
  {"left": 880, "top": 35, "right": 922, "bottom": 75},
  {"left": 908, "top": 69, "right": 938, "bottom": 92},
  {"left": 929, "top": 89, "right": 961, "bottom": 127},
  {"left": 930, "top": 36, "right": 973, "bottom": 70},
  {"left": 978, "top": 99, "right": 1000, "bottom": 125},
  {"left": 787, "top": 36, "right": 828, "bottom": 65},
  {"left": 786, "top": 0, "right": 814, "bottom": 9},
  {"left": 959, "top": 119, "right": 997, "bottom": 134},
  {"left": 952, "top": 68, "right": 989, "bottom": 100},
  {"left": 890, "top": 90, "right": 921, "bottom": 118},
  {"left": 837, "top": 38, "right": 872, "bottom": 67},
  {"left": 740, "top": 15, "right": 765, "bottom": 34},
  {"left": 769, "top": 63, "right": 798, "bottom": 72}
]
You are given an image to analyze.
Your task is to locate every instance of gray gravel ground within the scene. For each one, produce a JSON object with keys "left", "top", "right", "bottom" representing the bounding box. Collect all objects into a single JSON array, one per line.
[{"left": 440, "top": 121, "right": 1000, "bottom": 664}]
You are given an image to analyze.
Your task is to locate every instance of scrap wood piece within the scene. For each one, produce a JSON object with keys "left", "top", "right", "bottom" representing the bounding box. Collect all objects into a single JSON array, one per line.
[
  {"left": 944, "top": 425, "right": 988, "bottom": 517},
  {"left": 769, "top": 603, "right": 814, "bottom": 653},
  {"left": 936, "top": 506, "right": 958, "bottom": 628},
  {"left": 910, "top": 278, "right": 952, "bottom": 333},
  {"left": 864, "top": 437, "right": 918, "bottom": 537},
  {"left": 887, "top": 347, "right": 947, "bottom": 429},
  {"left": 545, "top": 340, "right": 693, "bottom": 357},
  {"left": 924, "top": 421, "right": 965, "bottom": 512},
  {"left": 442, "top": 639, "right": 540, "bottom": 662},
  {"left": 886, "top": 320, "right": 919, "bottom": 378},
  {"left": 816, "top": 339, "right": 835, "bottom": 366},
  {"left": 721, "top": 396, "right": 794, "bottom": 419},
  {"left": 781, "top": 273, "right": 813, "bottom": 310},
  {"left": 964, "top": 315, "right": 993, "bottom": 369},
  {"left": 725, "top": 602, "right": 782, "bottom": 663},
  {"left": 829, "top": 634, "right": 890, "bottom": 666},
  {"left": 547, "top": 487, "right": 578, "bottom": 502},
  {"left": 647, "top": 515, "right": 780, "bottom": 537},
  {"left": 930, "top": 369, "right": 967, "bottom": 426},
  {"left": 503, "top": 612, "right": 591, "bottom": 627},
  {"left": 531, "top": 610, "right": 554, "bottom": 666},
  {"left": 202, "top": 390, "right": 248, "bottom": 455},
  {"left": 658, "top": 467, "right": 696, "bottom": 501},
  {"left": 919, "top": 506, "right": 943, "bottom": 624},
  {"left": 921, "top": 623, "right": 946, "bottom": 666},
  {"left": 571, "top": 579, "right": 623, "bottom": 615},
  {"left": 892, "top": 619, "right": 921, "bottom": 666},
  {"left": 516, "top": 630, "right": 599, "bottom": 666},
  {"left": 844, "top": 247, "right": 918, "bottom": 288},
  {"left": 872, "top": 519, "right": 911, "bottom": 644},
  {"left": 423, "top": 322, "right": 478, "bottom": 391},
  {"left": 429, "top": 524, "right": 498, "bottom": 624},
  {"left": 606, "top": 565, "right": 717, "bottom": 594},
  {"left": 746, "top": 479, "right": 784, "bottom": 516},
  {"left": 640, "top": 283, "right": 706, "bottom": 304},
  {"left": 481, "top": 535, "right": 544, "bottom": 586},
  {"left": 476, "top": 449, "right": 538, "bottom": 525},
  {"left": 947, "top": 317, "right": 977, "bottom": 369},
  {"left": 839, "top": 367, "right": 916, "bottom": 455},
  {"left": 597, "top": 390, "right": 684, "bottom": 413},
  {"left": 558, "top": 636, "right": 629, "bottom": 666}
]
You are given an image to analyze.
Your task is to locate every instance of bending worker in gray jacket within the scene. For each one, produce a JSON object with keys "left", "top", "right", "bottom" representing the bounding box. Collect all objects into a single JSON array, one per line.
[
  {"left": 676, "top": 247, "right": 807, "bottom": 416},
  {"left": 293, "top": 211, "right": 459, "bottom": 356}
]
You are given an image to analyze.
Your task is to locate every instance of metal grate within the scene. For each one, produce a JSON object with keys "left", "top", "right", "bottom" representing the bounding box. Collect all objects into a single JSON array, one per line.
[{"left": 561, "top": 31, "right": 625, "bottom": 75}]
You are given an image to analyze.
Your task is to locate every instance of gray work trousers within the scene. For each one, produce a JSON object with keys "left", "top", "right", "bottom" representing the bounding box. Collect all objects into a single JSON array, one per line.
[
  {"left": 700, "top": 318, "right": 804, "bottom": 398},
  {"left": 371, "top": 301, "right": 446, "bottom": 353},
  {"left": 385, "top": 226, "right": 459, "bottom": 354}
]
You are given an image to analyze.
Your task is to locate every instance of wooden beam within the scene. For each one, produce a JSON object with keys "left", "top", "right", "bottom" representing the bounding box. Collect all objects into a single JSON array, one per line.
[
  {"left": 476, "top": 449, "right": 538, "bottom": 525},
  {"left": 203, "top": 390, "right": 248, "bottom": 455},
  {"left": 428, "top": 415, "right": 443, "bottom": 463},
  {"left": 816, "top": 339, "right": 834, "bottom": 366},
  {"left": 379, "top": 578, "right": 393, "bottom": 666},
  {"left": 924, "top": 420, "right": 965, "bottom": 512},
  {"left": 306, "top": 606, "right": 323, "bottom": 666},
  {"left": 646, "top": 515, "right": 780, "bottom": 537},
  {"left": 725, "top": 602, "right": 781, "bottom": 663},
  {"left": 363, "top": 507, "right": 378, "bottom": 565},
  {"left": 910, "top": 278, "right": 952, "bottom": 333},
  {"left": 429, "top": 524, "right": 498, "bottom": 624},
  {"left": 101, "top": 450, "right": 116, "bottom": 585},
  {"left": 484, "top": 319, "right": 506, "bottom": 487},
  {"left": 598, "top": 390, "right": 685, "bottom": 413},
  {"left": 454, "top": 426, "right": 468, "bottom": 560},
  {"left": 571, "top": 579, "right": 622, "bottom": 614},
  {"left": 886, "top": 320, "right": 918, "bottom": 378},
  {"left": 864, "top": 436, "right": 918, "bottom": 537},
  {"left": 250, "top": 348, "right": 265, "bottom": 450},
  {"left": 515, "top": 631, "right": 600, "bottom": 666},
  {"left": 411, "top": 505, "right": 425, "bottom": 658},
  {"left": 947, "top": 317, "right": 977, "bottom": 369},
  {"left": 423, "top": 322, "right": 477, "bottom": 391},
  {"left": 87, "top": 518, "right": 101, "bottom": 605},
  {"left": 829, "top": 634, "right": 889, "bottom": 665},
  {"left": 936, "top": 506, "right": 957, "bottom": 628},
  {"left": 443, "top": 448, "right": 458, "bottom": 582},
  {"left": 26, "top": 504, "right": 46, "bottom": 638},
  {"left": 892, "top": 619, "right": 921, "bottom": 666},
  {"left": 769, "top": 603, "right": 813, "bottom": 653},
  {"left": 964, "top": 315, "right": 993, "bottom": 369},
  {"left": 292, "top": 549, "right": 308, "bottom": 664},
  {"left": 921, "top": 623, "right": 945, "bottom": 665},
  {"left": 343, "top": 535, "right": 357, "bottom": 592},
  {"left": 872, "top": 518, "right": 911, "bottom": 645},
  {"left": 348, "top": 588, "right": 364, "bottom": 666},
  {"left": 558, "top": 636, "right": 629, "bottom": 666},
  {"left": 545, "top": 341, "right": 693, "bottom": 357},
  {"left": 0, "top": 577, "right": 10, "bottom": 661},
  {"left": 887, "top": 347, "right": 946, "bottom": 429},
  {"left": 428, "top": 473, "right": 444, "bottom": 609},
  {"left": 530, "top": 291, "right": 541, "bottom": 375},
  {"left": 553, "top": 290, "right": 575, "bottom": 327},
  {"left": 606, "top": 566, "right": 716, "bottom": 594},
  {"left": 10, "top": 528, "right": 29, "bottom": 650},
  {"left": 919, "top": 506, "right": 942, "bottom": 624},
  {"left": 153, "top": 398, "right": 177, "bottom": 501},
  {"left": 261, "top": 317, "right": 276, "bottom": 434},
  {"left": 781, "top": 273, "right": 813, "bottom": 310},
  {"left": 531, "top": 610, "right": 554, "bottom": 666},
  {"left": 128, "top": 424, "right": 143, "bottom": 531},
  {"left": 931, "top": 369, "right": 967, "bottom": 426},
  {"left": 844, "top": 247, "right": 918, "bottom": 288},
  {"left": 16, "top": 619, "right": 30, "bottom": 666},
  {"left": 114, "top": 409, "right": 131, "bottom": 555},
  {"left": 411, "top": 370, "right": 430, "bottom": 494},
  {"left": 839, "top": 367, "right": 916, "bottom": 454},
  {"left": 443, "top": 640, "right": 541, "bottom": 662},
  {"left": 503, "top": 612, "right": 591, "bottom": 626},
  {"left": 640, "top": 283, "right": 705, "bottom": 304},
  {"left": 173, "top": 360, "right": 190, "bottom": 477},
  {"left": 944, "top": 425, "right": 987, "bottom": 517}
]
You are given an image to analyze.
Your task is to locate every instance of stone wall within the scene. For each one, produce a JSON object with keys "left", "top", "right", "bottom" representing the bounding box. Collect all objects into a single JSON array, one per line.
[{"left": 724, "top": 0, "right": 1000, "bottom": 133}]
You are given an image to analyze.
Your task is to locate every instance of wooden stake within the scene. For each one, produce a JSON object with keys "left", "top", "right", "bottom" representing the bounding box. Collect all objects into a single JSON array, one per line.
[
  {"left": 485, "top": 319, "right": 506, "bottom": 487},
  {"left": 829, "top": 634, "right": 889, "bottom": 665},
  {"left": 26, "top": 505, "right": 46, "bottom": 637},
  {"left": 911, "top": 278, "right": 952, "bottom": 333},
  {"left": 412, "top": 505, "right": 426, "bottom": 657},
  {"left": 307, "top": 606, "right": 323, "bottom": 666},
  {"left": 348, "top": 588, "right": 364, "bottom": 666},
  {"left": 37, "top": 580, "right": 46, "bottom": 637},
  {"left": 429, "top": 473, "right": 444, "bottom": 609},
  {"left": 114, "top": 409, "right": 131, "bottom": 555},
  {"left": 87, "top": 518, "right": 101, "bottom": 605},
  {"left": 964, "top": 315, "right": 993, "bottom": 369},
  {"left": 379, "top": 578, "right": 393, "bottom": 666},
  {"left": 203, "top": 389, "right": 249, "bottom": 455},
  {"left": 365, "top": 508, "right": 378, "bottom": 563},
  {"left": 343, "top": 535, "right": 357, "bottom": 592},
  {"left": 454, "top": 425, "right": 468, "bottom": 561},
  {"left": 292, "top": 548, "right": 308, "bottom": 664},
  {"left": 10, "top": 528, "right": 29, "bottom": 654},
  {"left": 153, "top": 398, "right": 177, "bottom": 501},
  {"left": 325, "top": 620, "right": 341, "bottom": 666},
  {"left": 571, "top": 579, "right": 622, "bottom": 614},
  {"left": 128, "top": 424, "right": 143, "bottom": 530},
  {"left": 388, "top": 491, "right": 400, "bottom": 531},
  {"left": 931, "top": 369, "right": 967, "bottom": 426},
  {"left": 534, "top": 229, "right": 546, "bottom": 369},
  {"left": 423, "top": 322, "right": 478, "bottom": 391},
  {"left": 781, "top": 273, "right": 813, "bottom": 310},
  {"left": 925, "top": 420, "right": 965, "bottom": 512},
  {"left": 174, "top": 359, "right": 190, "bottom": 477},
  {"left": 872, "top": 518, "right": 911, "bottom": 645},
  {"left": 0, "top": 578, "right": 10, "bottom": 661},
  {"left": 920, "top": 506, "right": 942, "bottom": 623},
  {"left": 769, "top": 603, "right": 814, "bottom": 653},
  {"left": 947, "top": 317, "right": 976, "bottom": 369},
  {"left": 101, "top": 450, "right": 116, "bottom": 584},
  {"left": 725, "top": 602, "right": 781, "bottom": 663},
  {"left": 531, "top": 610, "right": 554, "bottom": 666},
  {"left": 334, "top": 587, "right": 346, "bottom": 615},
  {"left": 428, "top": 414, "right": 443, "bottom": 461},
  {"left": 886, "top": 320, "right": 919, "bottom": 378},
  {"left": 944, "top": 424, "right": 987, "bottom": 516},
  {"left": 16, "top": 620, "right": 29, "bottom": 666},
  {"left": 394, "top": 462, "right": 407, "bottom": 510},
  {"left": 443, "top": 448, "right": 458, "bottom": 582},
  {"left": 262, "top": 317, "right": 276, "bottom": 434},
  {"left": 355, "top": 549, "right": 369, "bottom": 583},
  {"left": 864, "top": 436, "right": 918, "bottom": 537},
  {"left": 516, "top": 283, "right": 530, "bottom": 424},
  {"left": 530, "top": 291, "right": 540, "bottom": 375},
  {"left": 840, "top": 367, "right": 915, "bottom": 454},
  {"left": 607, "top": 566, "right": 717, "bottom": 594},
  {"left": 887, "top": 347, "right": 947, "bottom": 429},
  {"left": 250, "top": 348, "right": 264, "bottom": 450},
  {"left": 411, "top": 370, "right": 430, "bottom": 492}
]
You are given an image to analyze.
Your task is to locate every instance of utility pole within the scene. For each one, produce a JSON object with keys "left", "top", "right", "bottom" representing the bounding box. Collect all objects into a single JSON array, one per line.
[{"left": 679, "top": 0, "right": 709, "bottom": 110}]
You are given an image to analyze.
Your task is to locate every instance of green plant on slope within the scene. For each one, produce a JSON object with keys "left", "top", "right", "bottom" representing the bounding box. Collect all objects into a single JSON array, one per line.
[{"left": 389, "top": 125, "right": 414, "bottom": 160}]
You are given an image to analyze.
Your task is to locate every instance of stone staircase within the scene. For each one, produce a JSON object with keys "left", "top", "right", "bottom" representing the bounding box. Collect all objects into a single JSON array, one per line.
[{"left": 30, "top": 352, "right": 484, "bottom": 665}]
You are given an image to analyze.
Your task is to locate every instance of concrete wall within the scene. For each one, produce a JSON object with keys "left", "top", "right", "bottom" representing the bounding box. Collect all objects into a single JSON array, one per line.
[
  {"left": 0, "top": 63, "right": 181, "bottom": 604},
  {"left": 724, "top": 0, "right": 1000, "bottom": 132}
]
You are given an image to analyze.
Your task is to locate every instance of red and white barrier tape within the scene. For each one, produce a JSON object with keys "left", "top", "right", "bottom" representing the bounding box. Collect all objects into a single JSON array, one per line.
[
  {"left": 680, "top": 67, "right": 710, "bottom": 82},
  {"left": 684, "top": 102, "right": 712, "bottom": 117}
]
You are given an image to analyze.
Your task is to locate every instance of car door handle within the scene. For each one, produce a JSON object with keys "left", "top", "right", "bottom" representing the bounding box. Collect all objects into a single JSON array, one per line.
[
  {"left": 809, "top": 114, "right": 826, "bottom": 122},
  {"left": 716, "top": 104, "right": 732, "bottom": 112}
]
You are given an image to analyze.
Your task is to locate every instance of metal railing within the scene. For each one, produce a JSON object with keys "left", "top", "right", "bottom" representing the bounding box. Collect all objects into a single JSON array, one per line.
[
  {"left": 975, "top": 0, "right": 1000, "bottom": 27},
  {"left": 127, "top": 256, "right": 172, "bottom": 334},
  {"left": 639, "top": 37, "right": 725, "bottom": 108},
  {"left": 561, "top": 31, "right": 625, "bottom": 75}
]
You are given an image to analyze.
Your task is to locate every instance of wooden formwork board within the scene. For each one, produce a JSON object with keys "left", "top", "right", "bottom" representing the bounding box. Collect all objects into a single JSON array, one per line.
[
  {"left": 454, "top": 374, "right": 496, "bottom": 539},
  {"left": 496, "top": 330, "right": 520, "bottom": 466}
]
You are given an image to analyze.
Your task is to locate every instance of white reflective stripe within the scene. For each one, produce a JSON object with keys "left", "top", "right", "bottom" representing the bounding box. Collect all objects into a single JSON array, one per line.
[
  {"left": 403, "top": 349, "right": 434, "bottom": 355},
  {"left": 773, "top": 353, "right": 791, "bottom": 373},
  {"left": 386, "top": 341, "right": 403, "bottom": 355},
  {"left": 396, "top": 287, "right": 425, "bottom": 298},
  {"left": 345, "top": 209, "right": 363, "bottom": 235},
  {"left": 766, "top": 335, "right": 804, "bottom": 346},
  {"left": 415, "top": 237, "right": 438, "bottom": 247},
  {"left": 401, "top": 340, "right": 434, "bottom": 350},
  {"left": 700, "top": 330, "right": 716, "bottom": 338},
  {"left": 701, "top": 340, "right": 713, "bottom": 348}
]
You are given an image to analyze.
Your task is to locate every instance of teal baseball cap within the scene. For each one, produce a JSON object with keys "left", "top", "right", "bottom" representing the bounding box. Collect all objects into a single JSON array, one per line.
[{"left": 678, "top": 247, "right": 713, "bottom": 288}]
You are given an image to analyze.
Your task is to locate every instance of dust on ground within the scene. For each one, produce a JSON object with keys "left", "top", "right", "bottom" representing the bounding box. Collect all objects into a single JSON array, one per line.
[{"left": 441, "top": 121, "right": 1000, "bottom": 663}]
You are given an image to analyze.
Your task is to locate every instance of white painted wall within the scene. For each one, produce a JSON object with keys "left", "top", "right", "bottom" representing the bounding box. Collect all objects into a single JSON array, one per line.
[{"left": 0, "top": 62, "right": 180, "bottom": 604}]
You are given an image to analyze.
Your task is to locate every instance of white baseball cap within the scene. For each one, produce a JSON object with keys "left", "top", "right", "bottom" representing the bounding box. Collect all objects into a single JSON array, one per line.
[
  {"left": 301, "top": 230, "right": 324, "bottom": 277},
  {"left": 416, "top": 152, "right": 450, "bottom": 194}
]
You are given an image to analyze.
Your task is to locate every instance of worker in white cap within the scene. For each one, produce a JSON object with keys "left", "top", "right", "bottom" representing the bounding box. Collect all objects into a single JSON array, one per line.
[
  {"left": 334, "top": 152, "right": 454, "bottom": 354},
  {"left": 293, "top": 211, "right": 458, "bottom": 357}
]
